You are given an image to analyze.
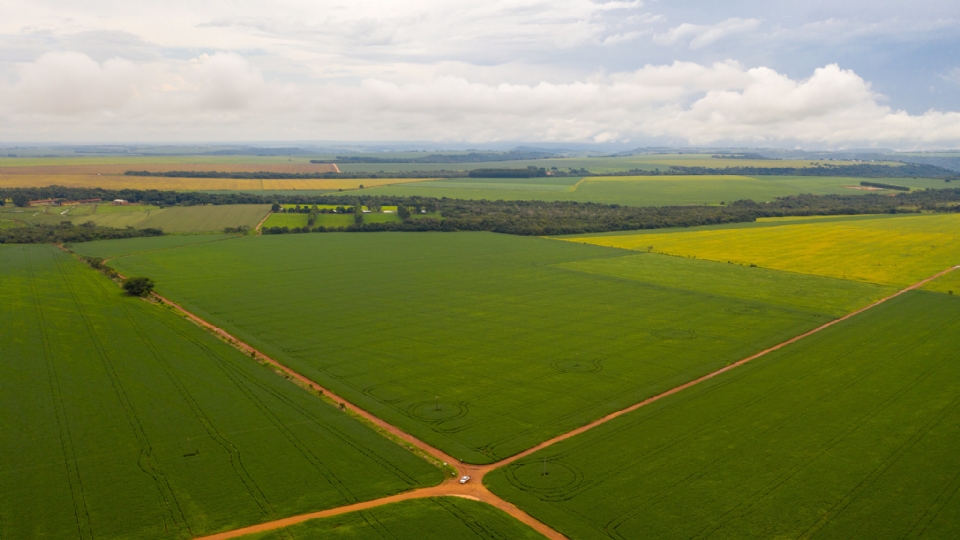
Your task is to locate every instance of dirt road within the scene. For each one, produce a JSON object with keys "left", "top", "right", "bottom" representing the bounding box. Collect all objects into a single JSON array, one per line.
[
  {"left": 182, "top": 265, "right": 959, "bottom": 540},
  {"left": 254, "top": 212, "right": 272, "bottom": 234}
]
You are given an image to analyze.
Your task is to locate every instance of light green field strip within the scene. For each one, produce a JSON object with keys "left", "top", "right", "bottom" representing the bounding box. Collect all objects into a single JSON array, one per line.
[
  {"left": 348, "top": 175, "right": 947, "bottom": 207},
  {"left": 239, "top": 498, "right": 545, "bottom": 540},
  {"left": 80, "top": 204, "right": 270, "bottom": 232},
  {"left": 98, "top": 232, "right": 880, "bottom": 464},
  {"left": 93, "top": 204, "right": 161, "bottom": 214},
  {"left": 6, "top": 204, "right": 270, "bottom": 233},
  {"left": 486, "top": 291, "right": 960, "bottom": 540},
  {"left": 567, "top": 213, "right": 960, "bottom": 287},
  {"left": 922, "top": 268, "right": 960, "bottom": 295},
  {"left": 557, "top": 253, "right": 893, "bottom": 317},
  {"left": 262, "top": 213, "right": 309, "bottom": 228},
  {"left": 70, "top": 234, "right": 237, "bottom": 260},
  {"left": 0, "top": 245, "right": 443, "bottom": 539}
]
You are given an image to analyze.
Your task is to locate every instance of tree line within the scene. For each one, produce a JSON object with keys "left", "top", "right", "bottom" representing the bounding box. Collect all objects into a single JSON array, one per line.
[
  {"left": 263, "top": 188, "right": 960, "bottom": 236},
  {"left": 5, "top": 185, "right": 960, "bottom": 242},
  {"left": 0, "top": 222, "right": 164, "bottom": 244},
  {"left": 860, "top": 181, "right": 910, "bottom": 191}
]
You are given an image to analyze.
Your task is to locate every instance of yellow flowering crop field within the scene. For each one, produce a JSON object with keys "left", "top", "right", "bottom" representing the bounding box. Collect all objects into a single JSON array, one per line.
[
  {"left": 565, "top": 213, "right": 960, "bottom": 287},
  {"left": 923, "top": 268, "right": 960, "bottom": 295}
]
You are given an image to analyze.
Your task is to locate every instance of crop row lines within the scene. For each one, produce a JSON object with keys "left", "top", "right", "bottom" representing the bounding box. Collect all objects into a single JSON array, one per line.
[{"left": 125, "top": 258, "right": 958, "bottom": 540}]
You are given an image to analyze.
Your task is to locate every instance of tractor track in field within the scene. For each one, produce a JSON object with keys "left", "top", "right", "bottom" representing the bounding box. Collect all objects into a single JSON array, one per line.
[{"left": 139, "top": 262, "right": 958, "bottom": 540}]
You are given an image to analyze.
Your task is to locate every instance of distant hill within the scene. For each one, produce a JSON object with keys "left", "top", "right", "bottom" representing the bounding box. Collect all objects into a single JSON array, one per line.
[{"left": 311, "top": 150, "right": 557, "bottom": 164}]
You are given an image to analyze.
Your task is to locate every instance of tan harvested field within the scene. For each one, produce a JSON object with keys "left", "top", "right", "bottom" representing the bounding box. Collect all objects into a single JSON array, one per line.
[
  {"left": 0, "top": 163, "right": 338, "bottom": 175},
  {"left": 0, "top": 174, "right": 429, "bottom": 191}
]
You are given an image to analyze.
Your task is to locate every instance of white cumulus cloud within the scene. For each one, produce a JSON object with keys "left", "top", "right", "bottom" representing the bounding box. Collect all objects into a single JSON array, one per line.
[
  {"left": 1, "top": 53, "right": 958, "bottom": 148},
  {"left": 654, "top": 18, "right": 761, "bottom": 49}
]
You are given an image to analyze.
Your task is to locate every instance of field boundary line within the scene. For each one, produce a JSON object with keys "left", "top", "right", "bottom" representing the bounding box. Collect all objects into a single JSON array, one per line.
[{"left": 153, "top": 260, "right": 956, "bottom": 540}]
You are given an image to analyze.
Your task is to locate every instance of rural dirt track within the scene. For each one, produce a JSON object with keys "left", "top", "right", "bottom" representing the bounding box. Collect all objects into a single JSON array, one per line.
[
  {"left": 168, "top": 265, "right": 959, "bottom": 540},
  {"left": 254, "top": 212, "right": 272, "bottom": 234}
]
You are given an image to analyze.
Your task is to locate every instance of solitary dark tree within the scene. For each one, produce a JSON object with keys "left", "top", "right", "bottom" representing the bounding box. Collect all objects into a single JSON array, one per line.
[
  {"left": 271, "top": 202, "right": 281, "bottom": 212},
  {"left": 354, "top": 205, "right": 364, "bottom": 225},
  {"left": 397, "top": 205, "right": 411, "bottom": 220},
  {"left": 12, "top": 193, "right": 30, "bottom": 207},
  {"left": 123, "top": 276, "right": 155, "bottom": 297}
]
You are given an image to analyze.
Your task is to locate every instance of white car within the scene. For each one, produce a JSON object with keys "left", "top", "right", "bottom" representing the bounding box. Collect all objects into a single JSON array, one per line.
[{"left": 459, "top": 475, "right": 471, "bottom": 484}]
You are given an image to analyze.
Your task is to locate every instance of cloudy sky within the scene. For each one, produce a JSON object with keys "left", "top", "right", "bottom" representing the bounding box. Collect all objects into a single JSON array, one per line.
[{"left": 2, "top": 0, "right": 959, "bottom": 148}]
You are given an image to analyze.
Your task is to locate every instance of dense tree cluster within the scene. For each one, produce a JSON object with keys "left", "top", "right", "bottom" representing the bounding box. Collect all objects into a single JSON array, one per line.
[
  {"left": 468, "top": 167, "right": 548, "bottom": 178},
  {"left": 0, "top": 222, "right": 164, "bottom": 244},
  {"left": 122, "top": 276, "right": 156, "bottom": 297},
  {"left": 860, "top": 181, "right": 910, "bottom": 191}
]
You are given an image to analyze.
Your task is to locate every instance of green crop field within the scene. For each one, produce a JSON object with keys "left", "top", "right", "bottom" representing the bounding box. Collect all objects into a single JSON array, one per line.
[
  {"left": 81, "top": 233, "right": 887, "bottom": 464},
  {"left": 93, "top": 204, "right": 162, "bottom": 214},
  {"left": 486, "top": 291, "right": 960, "bottom": 539},
  {"left": 69, "top": 234, "right": 238, "bottom": 260},
  {"left": 349, "top": 175, "right": 947, "bottom": 207},
  {"left": 923, "top": 267, "right": 960, "bottom": 296},
  {"left": 262, "top": 213, "right": 309, "bottom": 228},
  {"left": 0, "top": 245, "right": 443, "bottom": 539},
  {"left": 0, "top": 204, "right": 270, "bottom": 233},
  {"left": 240, "top": 497, "right": 544, "bottom": 540}
]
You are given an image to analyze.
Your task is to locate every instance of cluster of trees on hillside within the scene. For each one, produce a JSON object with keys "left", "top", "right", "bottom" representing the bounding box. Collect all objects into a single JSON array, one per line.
[
  {"left": 468, "top": 167, "right": 548, "bottom": 178},
  {"left": 0, "top": 222, "right": 164, "bottom": 244},
  {"left": 860, "top": 181, "right": 910, "bottom": 191}
]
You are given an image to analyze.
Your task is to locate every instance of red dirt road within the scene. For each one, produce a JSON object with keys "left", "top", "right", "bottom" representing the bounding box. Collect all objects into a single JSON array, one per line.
[{"left": 182, "top": 265, "right": 958, "bottom": 540}]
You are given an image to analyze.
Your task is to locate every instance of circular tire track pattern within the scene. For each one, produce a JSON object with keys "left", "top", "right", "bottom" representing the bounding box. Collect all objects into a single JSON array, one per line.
[
  {"left": 409, "top": 401, "right": 469, "bottom": 422},
  {"left": 726, "top": 303, "right": 766, "bottom": 315},
  {"left": 504, "top": 459, "right": 584, "bottom": 502},
  {"left": 552, "top": 359, "right": 603, "bottom": 373},
  {"left": 651, "top": 329, "right": 698, "bottom": 340}
]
